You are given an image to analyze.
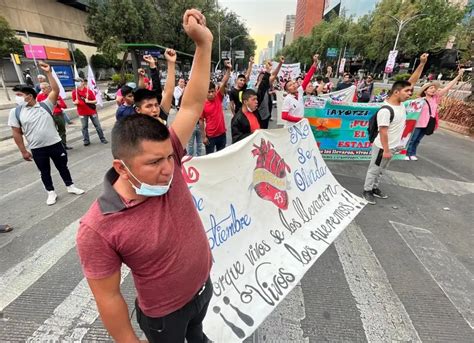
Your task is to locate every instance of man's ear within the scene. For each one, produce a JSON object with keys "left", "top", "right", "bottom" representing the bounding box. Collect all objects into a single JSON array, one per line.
[{"left": 112, "top": 159, "right": 130, "bottom": 180}]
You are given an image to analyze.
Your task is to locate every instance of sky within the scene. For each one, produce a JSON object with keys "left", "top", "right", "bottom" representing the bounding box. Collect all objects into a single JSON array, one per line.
[{"left": 218, "top": 0, "right": 297, "bottom": 59}]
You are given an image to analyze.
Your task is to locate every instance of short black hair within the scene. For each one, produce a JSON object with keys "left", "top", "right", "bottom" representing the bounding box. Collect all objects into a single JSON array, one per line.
[
  {"left": 111, "top": 114, "right": 170, "bottom": 160},
  {"left": 121, "top": 86, "right": 133, "bottom": 97},
  {"left": 284, "top": 80, "right": 291, "bottom": 91},
  {"left": 316, "top": 76, "right": 323, "bottom": 82},
  {"left": 237, "top": 74, "right": 246, "bottom": 80},
  {"left": 13, "top": 85, "right": 37, "bottom": 99},
  {"left": 389, "top": 80, "right": 412, "bottom": 95},
  {"left": 133, "top": 89, "right": 158, "bottom": 106},
  {"left": 209, "top": 81, "right": 216, "bottom": 90},
  {"left": 242, "top": 89, "right": 257, "bottom": 102},
  {"left": 323, "top": 77, "right": 330, "bottom": 83}
]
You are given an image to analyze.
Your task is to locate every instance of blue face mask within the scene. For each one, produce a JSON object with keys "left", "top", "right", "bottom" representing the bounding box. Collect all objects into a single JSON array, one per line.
[{"left": 121, "top": 161, "right": 173, "bottom": 197}]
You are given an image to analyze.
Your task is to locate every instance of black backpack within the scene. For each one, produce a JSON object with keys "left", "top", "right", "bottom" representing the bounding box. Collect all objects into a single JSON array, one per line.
[
  {"left": 15, "top": 102, "right": 54, "bottom": 128},
  {"left": 367, "top": 105, "right": 395, "bottom": 143}
]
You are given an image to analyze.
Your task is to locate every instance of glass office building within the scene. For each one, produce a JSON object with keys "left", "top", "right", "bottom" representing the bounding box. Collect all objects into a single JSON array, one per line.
[{"left": 324, "top": 0, "right": 381, "bottom": 20}]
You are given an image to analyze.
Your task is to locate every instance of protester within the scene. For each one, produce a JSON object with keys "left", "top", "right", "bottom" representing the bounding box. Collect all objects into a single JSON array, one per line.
[
  {"left": 363, "top": 53, "right": 428, "bottom": 205},
  {"left": 229, "top": 56, "right": 254, "bottom": 116},
  {"left": 0, "top": 224, "right": 13, "bottom": 233},
  {"left": 9, "top": 62, "right": 85, "bottom": 206},
  {"left": 200, "top": 60, "right": 232, "bottom": 154},
  {"left": 174, "top": 78, "right": 186, "bottom": 109},
  {"left": 138, "top": 67, "right": 152, "bottom": 90},
  {"left": 255, "top": 56, "right": 284, "bottom": 129},
  {"left": 36, "top": 82, "right": 72, "bottom": 149},
  {"left": 72, "top": 78, "right": 108, "bottom": 146},
  {"left": 23, "top": 69, "right": 34, "bottom": 87},
  {"left": 231, "top": 89, "right": 261, "bottom": 143},
  {"left": 76, "top": 10, "right": 213, "bottom": 343},
  {"left": 281, "top": 54, "right": 319, "bottom": 126},
  {"left": 336, "top": 72, "right": 353, "bottom": 91},
  {"left": 115, "top": 85, "right": 135, "bottom": 121},
  {"left": 323, "top": 77, "right": 333, "bottom": 93},
  {"left": 405, "top": 68, "right": 464, "bottom": 160},
  {"left": 358, "top": 75, "right": 374, "bottom": 103},
  {"left": 35, "top": 74, "right": 47, "bottom": 93}
]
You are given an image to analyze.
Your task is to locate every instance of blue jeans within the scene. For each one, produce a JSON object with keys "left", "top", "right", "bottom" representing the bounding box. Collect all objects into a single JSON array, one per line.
[
  {"left": 80, "top": 114, "right": 106, "bottom": 143},
  {"left": 187, "top": 124, "right": 204, "bottom": 156},
  {"left": 205, "top": 133, "right": 226, "bottom": 154},
  {"left": 407, "top": 128, "right": 426, "bottom": 157}
]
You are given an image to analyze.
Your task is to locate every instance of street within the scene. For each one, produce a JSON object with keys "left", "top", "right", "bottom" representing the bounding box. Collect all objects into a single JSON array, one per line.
[{"left": 0, "top": 105, "right": 473, "bottom": 342}]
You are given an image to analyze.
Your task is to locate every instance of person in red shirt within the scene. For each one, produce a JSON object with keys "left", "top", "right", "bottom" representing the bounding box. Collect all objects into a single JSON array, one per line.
[
  {"left": 37, "top": 82, "right": 72, "bottom": 149},
  {"left": 231, "top": 89, "right": 261, "bottom": 143},
  {"left": 200, "top": 60, "right": 232, "bottom": 154},
  {"left": 72, "top": 78, "right": 108, "bottom": 146}
]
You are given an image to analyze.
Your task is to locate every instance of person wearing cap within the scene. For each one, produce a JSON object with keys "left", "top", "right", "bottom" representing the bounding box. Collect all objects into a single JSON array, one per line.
[
  {"left": 72, "top": 78, "right": 108, "bottom": 146},
  {"left": 8, "top": 61, "right": 85, "bottom": 206},
  {"left": 405, "top": 68, "right": 465, "bottom": 161}
]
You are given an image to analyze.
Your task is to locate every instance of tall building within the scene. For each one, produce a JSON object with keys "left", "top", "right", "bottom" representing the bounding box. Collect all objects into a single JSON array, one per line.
[
  {"left": 267, "top": 41, "right": 274, "bottom": 59},
  {"left": 273, "top": 33, "right": 284, "bottom": 57},
  {"left": 283, "top": 14, "right": 296, "bottom": 47},
  {"left": 323, "top": 0, "right": 381, "bottom": 20},
  {"left": 294, "top": 0, "right": 325, "bottom": 39}
]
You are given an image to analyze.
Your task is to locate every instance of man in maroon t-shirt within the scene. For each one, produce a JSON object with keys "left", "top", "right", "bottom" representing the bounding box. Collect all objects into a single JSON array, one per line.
[
  {"left": 200, "top": 60, "right": 232, "bottom": 154},
  {"left": 76, "top": 9, "right": 214, "bottom": 343}
]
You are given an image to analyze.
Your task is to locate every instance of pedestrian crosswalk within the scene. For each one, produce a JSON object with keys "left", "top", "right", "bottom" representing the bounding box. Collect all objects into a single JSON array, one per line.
[{"left": 0, "top": 107, "right": 473, "bottom": 342}]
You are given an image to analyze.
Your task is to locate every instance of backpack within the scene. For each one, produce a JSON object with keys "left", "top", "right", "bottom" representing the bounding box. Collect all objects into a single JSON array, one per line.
[
  {"left": 15, "top": 102, "right": 54, "bottom": 128},
  {"left": 367, "top": 105, "right": 395, "bottom": 143}
]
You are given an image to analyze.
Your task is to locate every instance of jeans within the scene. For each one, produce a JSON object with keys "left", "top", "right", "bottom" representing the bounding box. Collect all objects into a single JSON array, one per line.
[
  {"left": 363, "top": 146, "right": 395, "bottom": 191},
  {"left": 53, "top": 113, "right": 67, "bottom": 145},
  {"left": 31, "top": 142, "right": 73, "bottom": 191},
  {"left": 187, "top": 124, "right": 204, "bottom": 156},
  {"left": 136, "top": 278, "right": 212, "bottom": 343},
  {"left": 205, "top": 133, "right": 226, "bottom": 154},
  {"left": 80, "top": 114, "right": 106, "bottom": 144},
  {"left": 406, "top": 128, "right": 426, "bottom": 157}
]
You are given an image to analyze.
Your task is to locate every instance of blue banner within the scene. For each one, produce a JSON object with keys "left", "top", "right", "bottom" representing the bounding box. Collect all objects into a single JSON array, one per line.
[{"left": 52, "top": 65, "right": 74, "bottom": 88}]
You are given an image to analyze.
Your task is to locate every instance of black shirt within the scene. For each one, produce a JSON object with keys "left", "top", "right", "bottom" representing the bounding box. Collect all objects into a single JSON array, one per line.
[{"left": 229, "top": 84, "right": 247, "bottom": 113}]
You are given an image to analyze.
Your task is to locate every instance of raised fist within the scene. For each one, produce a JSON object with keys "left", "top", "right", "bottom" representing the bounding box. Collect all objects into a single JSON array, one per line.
[
  {"left": 165, "top": 48, "right": 177, "bottom": 63},
  {"left": 183, "top": 9, "right": 213, "bottom": 46},
  {"left": 420, "top": 53, "right": 429, "bottom": 64}
]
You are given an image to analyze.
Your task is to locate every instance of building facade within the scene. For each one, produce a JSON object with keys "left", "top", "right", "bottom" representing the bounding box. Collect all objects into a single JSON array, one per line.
[
  {"left": 283, "top": 14, "right": 296, "bottom": 47},
  {"left": 323, "top": 0, "right": 381, "bottom": 20},
  {"left": 294, "top": 0, "right": 325, "bottom": 39}
]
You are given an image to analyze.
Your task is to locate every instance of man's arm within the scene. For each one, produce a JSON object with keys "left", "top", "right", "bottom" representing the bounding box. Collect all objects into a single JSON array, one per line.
[
  {"left": 379, "top": 127, "right": 391, "bottom": 159},
  {"left": 270, "top": 56, "right": 284, "bottom": 84},
  {"left": 39, "top": 61, "right": 59, "bottom": 105},
  {"left": 199, "top": 118, "right": 208, "bottom": 145},
  {"left": 12, "top": 128, "right": 32, "bottom": 161},
  {"left": 244, "top": 56, "right": 254, "bottom": 82},
  {"left": 88, "top": 272, "right": 139, "bottom": 343},
  {"left": 229, "top": 99, "right": 236, "bottom": 116},
  {"left": 439, "top": 69, "right": 464, "bottom": 97},
  {"left": 301, "top": 54, "right": 319, "bottom": 90},
  {"left": 138, "top": 69, "right": 146, "bottom": 89},
  {"left": 143, "top": 55, "right": 163, "bottom": 104},
  {"left": 219, "top": 60, "right": 232, "bottom": 96},
  {"left": 171, "top": 9, "right": 213, "bottom": 147},
  {"left": 408, "top": 53, "right": 428, "bottom": 86},
  {"left": 161, "top": 49, "right": 177, "bottom": 113}
]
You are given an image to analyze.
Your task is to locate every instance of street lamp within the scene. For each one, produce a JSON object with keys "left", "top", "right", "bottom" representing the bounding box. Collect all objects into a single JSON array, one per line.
[{"left": 225, "top": 35, "right": 247, "bottom": 68}]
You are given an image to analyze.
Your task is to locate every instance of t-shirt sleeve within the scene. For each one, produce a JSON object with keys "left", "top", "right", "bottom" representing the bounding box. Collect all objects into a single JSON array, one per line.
[
  {"left": 377, "top": 108, "right": 392, "bottom": 127},
  {"left": 7, "top": 108, "right": 20, "bottom": 128},
  {"left": 281, "top": 96, "right": 292, "bottom": 112},
  {"left": 42, "top": 99, "right": 54, "bottom": 113},
  {"left": 76, "top": 222, "right": 122, "bottom": 279},
  {"left": 169, "top": 128, "right": 185, "bottom": 164}
]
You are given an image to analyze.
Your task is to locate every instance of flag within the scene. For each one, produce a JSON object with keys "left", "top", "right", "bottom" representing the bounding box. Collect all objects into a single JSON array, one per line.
[
  {"left": 51, "top": 67, "right": 66, "bottom": 99},
  {"left": 87, "top": 65, "right": 103, "bottom": 107}
]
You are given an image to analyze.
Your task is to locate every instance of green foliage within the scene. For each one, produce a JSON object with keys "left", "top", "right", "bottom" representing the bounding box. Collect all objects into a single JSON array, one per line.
[
  {"left": 73, "top": 48, "right": 88, "bottom": 68},
  {"left": 0, "top": 15, "right": 24, "bottom": 57},
  {"left": 393, "top": 73, "right": 411, "bottom": 81},
  {"left": 90, "top": 54, "right": 119, "bottom": 69},
  {"left": 111, "top": 73, "right": 134, "bottom": 85}
]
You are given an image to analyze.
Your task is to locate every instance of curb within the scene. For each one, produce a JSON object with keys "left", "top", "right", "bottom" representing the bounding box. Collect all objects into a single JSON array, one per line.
[
  {"left": 438, "top": 120, "right": 472, "bottom": 136},
  {"left": 0, "top": 101, "right": 116, "bottom": 142}
]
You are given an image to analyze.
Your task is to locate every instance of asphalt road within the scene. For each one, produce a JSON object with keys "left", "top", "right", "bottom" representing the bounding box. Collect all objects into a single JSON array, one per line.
[{"left": 0, "top": 106, "right": 473, "bottom": 342}]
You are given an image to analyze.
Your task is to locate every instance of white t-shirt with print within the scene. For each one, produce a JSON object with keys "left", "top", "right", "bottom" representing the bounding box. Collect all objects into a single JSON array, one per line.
[
  {"left": 281, "top": 85, "right": 305, "bottom": 127},
  {"left": 373, "top": 101, "right": 406, "bottom": 150}
]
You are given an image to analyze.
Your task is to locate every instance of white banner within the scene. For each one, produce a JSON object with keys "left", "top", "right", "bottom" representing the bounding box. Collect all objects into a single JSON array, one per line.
[
  {"left": 51, "top": 67, "right": 66, "bottom": 99},
  {"left": 338, "top": 58, "right": 346, "bottom": 74},
  {"left": 183, "top": 119, "right": 366, "bottom": 342},
  {"left": 87, "top": 65, "right": 103, "bottom": 107},
  {"left": 273, "top": 62, "right": 301, "bottom": 90},
  {"left": 384, "top": 50, "right": 398, "bottom": 74},
  {"left": 307, "top": 85, "right": 357, "bottom": 104}
]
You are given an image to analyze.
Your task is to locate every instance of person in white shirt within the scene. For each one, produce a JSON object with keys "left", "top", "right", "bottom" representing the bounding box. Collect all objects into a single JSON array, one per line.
[{"left": 173, "top": 78, "right": 186, "bottom": 109}]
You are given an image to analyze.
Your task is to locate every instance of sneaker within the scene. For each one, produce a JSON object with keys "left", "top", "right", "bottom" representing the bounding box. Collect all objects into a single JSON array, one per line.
[
  {"left": 372, "top": 188, "right": 388, "bottom": 199},
  {"left": 362, "top": 190, "right": 376, "bottom": 205},
  {"left": 404, "top": 156, "right": 411, "bottom": 160},
  {"left": 410, "top": 156, "right": 418, "bottom": 161},
  {"left": 67, "top": 185, "right": 85, "bottom": 195},
  {"left": 84, "top": 142, "right": 90, "bottom": 146},
  {"left": 46, "top": 191, "right": 57, "bottom": 205},
  {"left": 64, "top": 145, "right": 73, "bottom": 150},
  {"left": 101, "top": 139, "right": 109, "bottom": 144}
]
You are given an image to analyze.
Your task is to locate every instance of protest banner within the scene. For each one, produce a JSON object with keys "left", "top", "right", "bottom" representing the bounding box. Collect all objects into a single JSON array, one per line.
[
  {"left": 304, "top": 97, "right": 423, "bottom": 160},
  {"left": 183, "top": 119, "right": 366, "bottom": 342},
  {"left": 273, "top": 62, "right": 301, "bottom": 90},
  {"left": 384, "top": 50, "right": 398, "bottom": 74},
  {"left": 317, "top": 85, "right": 356, "bottom": 103},
  {"left": 87, "top": 65, "right": 103, "bottom": 107}
]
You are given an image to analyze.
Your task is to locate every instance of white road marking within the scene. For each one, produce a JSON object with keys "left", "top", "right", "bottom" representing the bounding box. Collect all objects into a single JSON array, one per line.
[
  {"left": 335, "top": 223, "right": 421, "bottom": 343},
  {"left": 0, "top": 219, "right": 79, "bottom": 311},
  {"left": 27, "top": 266, "right": 131, "bottom": 342},
  {"left": 250, "top": 283, "right": 308, "bottom": 343},
  {"left": 391, "top": 221, "right": 474, "bottom": 329}
]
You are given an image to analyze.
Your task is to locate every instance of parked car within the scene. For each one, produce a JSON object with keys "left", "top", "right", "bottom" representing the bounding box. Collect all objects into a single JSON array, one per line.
[{"left": 104, "top": 86, "right": 118, "bottom": 101}]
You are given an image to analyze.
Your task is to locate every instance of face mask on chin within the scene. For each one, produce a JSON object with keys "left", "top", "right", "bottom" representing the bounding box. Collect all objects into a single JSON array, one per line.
[
  {"left": 121, "top": 161, "right": 173, "bottom": 197},
  {"left": 75, "top": 81, "right": 82, "bottom": 87},
  {"left": 15, "top": 96, "right": 27, "bottom": 106}
]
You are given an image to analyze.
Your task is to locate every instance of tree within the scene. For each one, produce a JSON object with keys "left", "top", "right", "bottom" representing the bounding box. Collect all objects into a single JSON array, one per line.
[
  {"left": 0, "top": 15, "right": 23, "bottom": 57},
  {"left": 73, "top": 48, "right": 88, "bottom": 68}
]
